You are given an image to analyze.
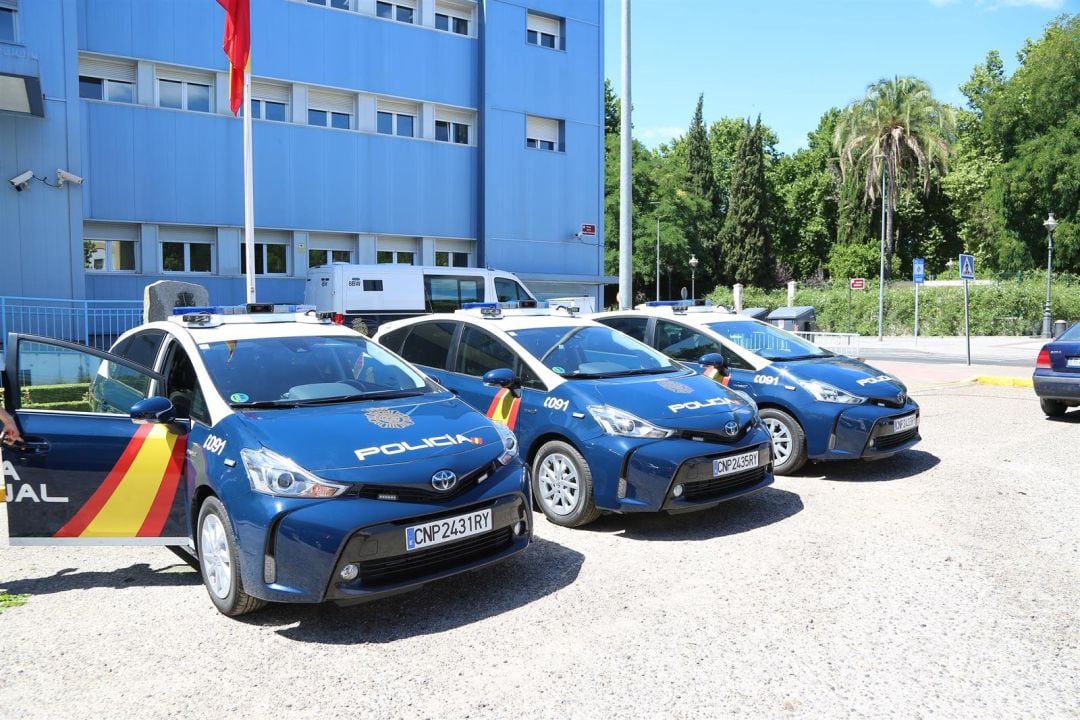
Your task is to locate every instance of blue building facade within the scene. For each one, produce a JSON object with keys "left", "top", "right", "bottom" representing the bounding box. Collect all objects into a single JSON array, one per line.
[{"left": 0, "top": 0, "right": 605, "bottom": 307}]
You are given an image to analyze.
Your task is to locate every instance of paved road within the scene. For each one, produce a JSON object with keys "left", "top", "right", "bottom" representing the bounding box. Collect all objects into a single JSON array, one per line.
[
  {"left": 855, "top": 335, "right": 1045, "bottom": 369},
  {"left": 1, "top": 383, "right": 1077, "bottom": 719}
]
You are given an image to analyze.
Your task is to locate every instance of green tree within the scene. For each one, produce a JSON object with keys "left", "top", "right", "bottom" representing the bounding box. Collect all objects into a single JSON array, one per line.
[
  {"left": 833, "top": 76, "right": 957, "bottom": 278},
  {"left": 717, "top": 118, "right": 774, "bottom": 287},
  {"left": 686, "top": 94, "right": 718, "bottom": 211},
  {"left": 604, "top": 79, "right": 620, "bottom": 136}
]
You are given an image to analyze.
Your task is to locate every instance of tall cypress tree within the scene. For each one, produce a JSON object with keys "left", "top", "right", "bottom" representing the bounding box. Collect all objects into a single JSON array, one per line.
[
  {"left": 687, "top": 94, "right": 718, "bottom": 208},
  {"left": 717, "top": 118, "right": 774, "bottom": 287},
  {"left": 686, "top": 94, "right": 721, "bottom": 289}
]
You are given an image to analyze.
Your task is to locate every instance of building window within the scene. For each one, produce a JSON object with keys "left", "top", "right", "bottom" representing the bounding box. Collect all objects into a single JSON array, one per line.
[
  {"left": 247, "top": 98, "right": 287, "bottom": 121},
  {"left": 162, "top": 242, "right": 213, "bottom": 273},
  {"left": 309, "top": 248, "right": 352, "bottom": 267},
  {"left": 84, "top": 240, "right": 137, "bottom": 272},
  {"left": 376, "top": 1, "right": 414, "bottom": 24},
  {"left": 526, "top": 114, "right": 562, "bottom": 152},
  {"left": 377, "top": 110, "right": 415, "bottom": 138},
  {"left": 79, "top": 76, "right": 135, "bottom": 103},
  {"left": 240, "top": 243, "right": 289, "bottom": 275},
  {"left": 377, "top": 250, "right": 415, "bottom": 265},
  {"left": 435, "top": 251, "right": 469, "bottom": 268},
  {"left": 157, "top": 73, "right": 213, "bottom": 113},
  {"left": 0, "top": 5, "right": 15, "bottom": 43},
  {"left": 526, "top": 12, "right": 562, "bottom": 50},
  {"left": 435, "top": 13, "right": 468, "bottom": 35},
  {"left": 307, "top": 0, "right": 350, "bottom": 9},
  {"left": 78, "top": 55, "right": 137, "bottom": 103},
  {"left": 308, "top": 89, "right": 354, "bottom": 130},
  {"left": 435, "top": 120, "right": 470, "bottom": 144}
]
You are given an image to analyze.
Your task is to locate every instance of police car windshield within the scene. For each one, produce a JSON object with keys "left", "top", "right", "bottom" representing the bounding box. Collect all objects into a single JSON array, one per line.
[
  {"left": 705, "top": 320, "right": 831, "bottom": 361},
  {"left": 509, "top": 325, "right": 678, "bottom": 378},
  {"left": 198, "top": 335, "right": 432, "bottom": 406}
]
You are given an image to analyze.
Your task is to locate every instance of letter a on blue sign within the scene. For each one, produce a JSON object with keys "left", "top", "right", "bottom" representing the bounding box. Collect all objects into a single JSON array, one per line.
[{"left": 959, "top": 254, "right": 975, "bottom": 280}]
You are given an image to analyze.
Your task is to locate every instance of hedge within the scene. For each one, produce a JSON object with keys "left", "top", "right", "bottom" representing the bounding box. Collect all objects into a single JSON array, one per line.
[
  {"left": 707, "top": 276, "right": 1080, "bottom": 336},
  {"left": 21, "top": 383, "right": 90, "bottom": 405}
]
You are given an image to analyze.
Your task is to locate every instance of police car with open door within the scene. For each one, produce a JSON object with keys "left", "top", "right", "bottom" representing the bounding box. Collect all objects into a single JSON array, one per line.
[
  {"left": 594, "top": 302, "right": 920, "bottom": 474},
  {"left": 1, "top": 304, "right": 530, "bottom": 616},
  {"left": 375, "top": 301, "right": 773, "bottom": 528}
]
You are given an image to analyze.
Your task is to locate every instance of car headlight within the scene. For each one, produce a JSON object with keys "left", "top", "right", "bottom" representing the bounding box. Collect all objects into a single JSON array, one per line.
[
  {"left": 494, "top": 422, "right": 519, "bottom": 465},
  {"left": 798, "top": 379, "right": 866, "bottom": 405},
  {"left": 241, "top": 447, "right": 346, "bottom": 498},
  {"left": 587, "top": 404, "right": 674, "bottom": 439}
]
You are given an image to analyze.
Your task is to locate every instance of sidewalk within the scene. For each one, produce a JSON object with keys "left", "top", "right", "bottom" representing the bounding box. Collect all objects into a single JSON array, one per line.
[
  {"left": 871, "top": 359, "right": 1032, "bottom": 391},
  {"left": 855, "top": 334, "right": 1046, "bottom": 369}
]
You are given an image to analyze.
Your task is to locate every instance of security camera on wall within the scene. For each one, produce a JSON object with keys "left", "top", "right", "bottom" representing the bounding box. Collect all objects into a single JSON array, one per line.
[
  {"left": 9, "top": 170, "right": 33, "bottom": 191},
  {"left": 56, "top": 169, "right": 84, "bottom": 187}
]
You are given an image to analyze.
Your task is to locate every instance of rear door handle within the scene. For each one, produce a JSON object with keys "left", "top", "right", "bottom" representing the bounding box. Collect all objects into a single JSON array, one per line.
[{"left": 10, "top": 438, "right": 50, "bottom": 456}]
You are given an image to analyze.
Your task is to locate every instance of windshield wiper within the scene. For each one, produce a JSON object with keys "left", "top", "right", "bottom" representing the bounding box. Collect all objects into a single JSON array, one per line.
[
  {"left": 230, "top": 399, "right": 301, "bottom": 409},
  {"left": 771, "top": 353, "right": 830, "bottom": 362},
  {"left": 564, "top": 367, "right": 676, "bottom": 379}
]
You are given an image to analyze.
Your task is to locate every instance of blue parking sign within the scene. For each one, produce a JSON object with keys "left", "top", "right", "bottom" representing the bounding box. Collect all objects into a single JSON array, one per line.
[
  {"left": 959, "top": 253, "right": 975, "bottom": 280},
  {"left": 913, "top": 258, "right": 925, "bottom": 284}
]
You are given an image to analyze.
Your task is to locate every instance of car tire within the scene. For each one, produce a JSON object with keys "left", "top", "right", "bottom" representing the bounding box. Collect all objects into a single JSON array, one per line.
[
  {"left": 759, "top": 408, "right": 807, "bottom": 475},
  {"left": 1040, "top": 398, "right": 1068, "bottom": 418},
  {"left": 197, "top": 496, "right": 265, "bottom": 617},
  {"left": 532, "top": 440, "right": 601, "bottom": 527}
]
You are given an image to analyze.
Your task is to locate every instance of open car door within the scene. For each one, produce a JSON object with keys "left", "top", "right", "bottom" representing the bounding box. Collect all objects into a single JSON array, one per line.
[{"left": 2, "top": 334, "right": 189, "bottom": 545}]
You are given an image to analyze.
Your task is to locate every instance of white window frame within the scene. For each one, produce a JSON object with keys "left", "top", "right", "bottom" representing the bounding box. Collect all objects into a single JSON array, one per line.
[
  {"left": 308, "top": 233, "right": 356, "bottom": 267},
  {"left": 84, "top": 222, "right": 140, "bottom": 274},
  {"left": 156, "top": 68, "right": 215, "bottom": 113},
  {"left": 0, "top": 1, "right": 19, "bottom": 44},
  {"left": 306, "top": 0, "right": 352, "bottom": 10},
  {"left": 435, "top": 107, "right": 474, "bottom": 145},
  {"left": 161, "top": 242, "right": 215, "bottom": 274},
  {"left": 376, "top": 0, "right": 416, "bottom": 24},
  {"left": 377, "top": 99, "right": 419, "bottom": 138},
  {"left": 434, "top": 1, "right": 473, "bottom": 36},
  {"left": 376, "top": 236, "right": 420, "bottom": 265},
  {"left": 249, "top": 80, "right": 290, "bottom": 122},
  {"left": 308, "top": 89, "right": 354, "bottom": 130},
  {"left": 241, "top": 231, "right": 291, "bottom": 276},
  {"left": 78, "top": 55, "right": 137, "bottom": 104},
  {"left": 526, "top": 114, "right": 562, "bottom": 152},
  {"left": 526, "top": 11, "right": 562, "bottom": 50}
]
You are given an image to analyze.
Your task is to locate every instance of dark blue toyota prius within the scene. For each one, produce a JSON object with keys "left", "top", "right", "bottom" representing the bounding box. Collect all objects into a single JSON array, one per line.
[
  {"left": 1, "top": 305, "right": 530, "bottom": 616},
  {"left": 1034, "top": 321, "right": 1080, "bottom": 417}
]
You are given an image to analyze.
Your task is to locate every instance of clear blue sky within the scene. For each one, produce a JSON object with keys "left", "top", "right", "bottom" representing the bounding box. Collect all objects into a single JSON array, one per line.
[{"left": 602, "top": 0, "right": 1078, "bottom": 154}]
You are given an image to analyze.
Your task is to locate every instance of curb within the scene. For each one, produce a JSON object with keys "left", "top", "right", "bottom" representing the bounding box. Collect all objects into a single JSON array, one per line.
[{"left": 972, "top": 375, "right": 1033, "bottom": 388}]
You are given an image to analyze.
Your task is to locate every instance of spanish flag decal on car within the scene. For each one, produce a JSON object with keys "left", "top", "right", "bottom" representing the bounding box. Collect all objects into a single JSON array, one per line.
[
  {"left": 54, "top": 424, "right": 186, "bottom": 538},
  {"left": 486, "top": 388, "right": 521, "bottom": 431}
]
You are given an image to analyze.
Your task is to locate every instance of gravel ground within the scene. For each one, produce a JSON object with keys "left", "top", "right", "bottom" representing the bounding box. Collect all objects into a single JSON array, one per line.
[{"left": 1, "top": 383, "right": 1077, "bottom": 719}]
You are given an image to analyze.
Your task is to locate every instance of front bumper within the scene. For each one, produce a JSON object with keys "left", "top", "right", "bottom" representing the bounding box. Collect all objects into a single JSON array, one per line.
[
  {"left": 227, "top": 463, "right": 531, "bottom": 604},
  {"left": 807, "top": 401, "right": 921, "bottom": 461},
  {"left": 585, "top": 425, "right": 774, "bottom": 513},
  {"left": 1033, "top": 371, "right": 1080, "bottom": 401}
]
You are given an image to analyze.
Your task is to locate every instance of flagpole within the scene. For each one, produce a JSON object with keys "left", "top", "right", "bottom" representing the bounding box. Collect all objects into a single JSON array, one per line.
[{"left": 242, "top": 67, "right": 255, "bottom": 303}]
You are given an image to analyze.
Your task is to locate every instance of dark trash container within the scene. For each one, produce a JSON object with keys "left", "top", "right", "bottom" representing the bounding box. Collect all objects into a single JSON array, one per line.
[{"left": 767, "top": 306, "right": 816, "bottom": 332}]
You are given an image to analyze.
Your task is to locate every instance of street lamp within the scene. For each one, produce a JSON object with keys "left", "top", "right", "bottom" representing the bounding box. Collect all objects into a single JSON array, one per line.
[
  {"left": 689, "top": 254, "right": 699, "bottom": 300},
  {"left": 1042, "top": 212, "right": 1058, "bottom": 338},
  {"left": 875, "top": 154, "right": 888, "bottom": 342},
  {"left": 651, "top": 201, "right": 662, "bottom": 302},
  {"left": 666, "top": 264, "right": 673, "bottom": 300}
]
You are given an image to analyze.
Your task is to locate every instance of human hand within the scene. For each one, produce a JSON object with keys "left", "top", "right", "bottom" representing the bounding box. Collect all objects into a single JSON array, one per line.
[{"left": 1, "top": 409, "right": 21, "bottom": 445}]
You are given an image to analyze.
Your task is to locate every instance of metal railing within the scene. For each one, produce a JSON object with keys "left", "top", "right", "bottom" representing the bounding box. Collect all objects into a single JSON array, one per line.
[
  {"left": 794, "top": 330, "right": 861, "bottom": 358},
  {"left": 1, "top": 296, "right": 143, "bottom": 351}
]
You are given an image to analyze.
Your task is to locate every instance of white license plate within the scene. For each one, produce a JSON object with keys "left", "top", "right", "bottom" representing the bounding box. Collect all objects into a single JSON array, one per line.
[
  {"left": 1067, "top": 357, "right": 1080, "bottom": 368},
  {"left": 405, "top": 508, "right": 492, "bottom": 552},
  {"left": 893, "top": 414, "right": 918, "bottom": 433},
  {"left": 713, "top": 450, "right": 759, "bottom": 477}
]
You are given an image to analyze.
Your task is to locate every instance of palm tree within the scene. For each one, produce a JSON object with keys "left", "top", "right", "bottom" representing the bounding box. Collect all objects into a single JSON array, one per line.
[{"left": 833, "top": 76, "right": 956, "bottom": 277}]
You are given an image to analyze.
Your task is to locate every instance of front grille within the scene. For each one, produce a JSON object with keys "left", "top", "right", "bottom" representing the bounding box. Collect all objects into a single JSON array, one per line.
[
  {"left": 676, "top": 428, "right": 745, "bottom": 444},
  {"left": 680, "top": 466, "right": 767, "bottom": 502},
  {"left": 357, "top": 527, "right": 514, "bottom": 587},
  {"left": 352, "top": 461, "right": 498, "bottom": 503},
  {"left": 868, "top": 393, "right": 907, "bottom": 409},
  {"left": 875, "top": 428, "right": 918, "bottom": 451}
]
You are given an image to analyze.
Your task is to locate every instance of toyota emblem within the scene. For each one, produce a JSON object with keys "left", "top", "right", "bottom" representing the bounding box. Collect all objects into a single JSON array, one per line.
[
  {"left": 723, "top": 420, "right": 740, "bottom": 437},
  {"left": 431, "top": 469, "right": 458, "bottom": 492}
]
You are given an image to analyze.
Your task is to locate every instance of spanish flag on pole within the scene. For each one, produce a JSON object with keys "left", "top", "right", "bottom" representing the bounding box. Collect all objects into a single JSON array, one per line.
[{"left": 216, "top": 0, "right": 250, "bottom": 116}]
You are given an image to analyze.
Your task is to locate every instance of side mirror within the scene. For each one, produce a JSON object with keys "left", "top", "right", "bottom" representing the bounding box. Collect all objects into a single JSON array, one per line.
[
  {"left": 482, "top": 368, "right": 520, "bottom": 396},
  {"left": 130, "top": 396, "right": 177, "bottom": 425},
  {"left": 698, "top": 352, "right": 730, "bottom": 377}
]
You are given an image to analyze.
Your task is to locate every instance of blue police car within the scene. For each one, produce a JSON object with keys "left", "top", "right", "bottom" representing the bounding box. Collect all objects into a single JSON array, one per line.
[
  {"left": 1, "top": 305, "right": 530, "bottom": 616},
  {"left": 1033, "top": 321, "right": 1080, "bottom": 417},
  {"left": 594, "top": 303, "right": 921, "bottom": 475},
  {"left": 375, "top": 303, "right": 774, "bottom": 527}
]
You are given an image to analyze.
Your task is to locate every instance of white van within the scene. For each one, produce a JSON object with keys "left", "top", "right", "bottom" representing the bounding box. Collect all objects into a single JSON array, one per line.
[{"left": 304, "top": 263, "right": 537, "bottom": 331}]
